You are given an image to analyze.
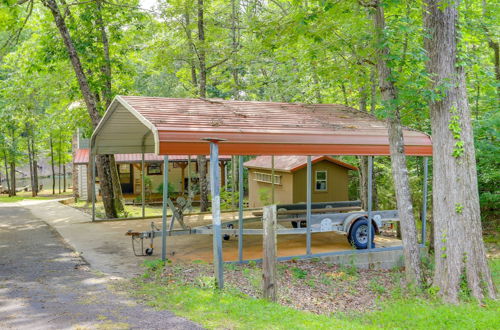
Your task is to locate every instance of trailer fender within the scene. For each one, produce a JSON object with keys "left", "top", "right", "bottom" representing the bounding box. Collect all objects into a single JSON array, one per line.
[{"left": 344, "top": 213, "right": 380, "bottom": 235}]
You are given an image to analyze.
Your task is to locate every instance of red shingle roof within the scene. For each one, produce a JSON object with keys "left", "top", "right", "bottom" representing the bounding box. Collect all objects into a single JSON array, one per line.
[
  {"left": 92, "top": 96, "right": 432, "bottom": 156},
  {"left": 244, "top": 155, "right": 358, "bottom": 172}
]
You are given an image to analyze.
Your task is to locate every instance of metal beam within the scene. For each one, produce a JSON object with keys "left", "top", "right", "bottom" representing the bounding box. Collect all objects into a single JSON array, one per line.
[
  {"left": 367, "top": 156, "right": 373, "bottom": 250},
  {"left": 306, "top": 155, "right": 312, "bottom": 255},
  {"left": 238, "top": 155, "right": 244, "bottom": 263},
  {"left": 209, "top": 142, "right": 224, "bottom": 289},
  {"left": 421, "top": 157, "right": 429, "bottom": 245},
  {"left": 161, "top": 155, "right": 169, "bottom": 261}
]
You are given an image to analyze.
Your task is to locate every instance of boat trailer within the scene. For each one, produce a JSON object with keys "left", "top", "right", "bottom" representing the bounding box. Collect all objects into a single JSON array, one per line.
[{"left": 126, "top": 201, "right": 399, "bottom": 256}]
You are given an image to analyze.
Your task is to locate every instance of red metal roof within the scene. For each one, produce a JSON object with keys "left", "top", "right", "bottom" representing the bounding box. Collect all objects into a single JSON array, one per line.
[
  {"left": 93, "top": 96, "right": 432, "bottom": 156},
  {"left": 73, "top": 149, "right": 230, "bottom": 165},
  {"left": 244, "top": 156, "right": 358, "bottom": 172}
]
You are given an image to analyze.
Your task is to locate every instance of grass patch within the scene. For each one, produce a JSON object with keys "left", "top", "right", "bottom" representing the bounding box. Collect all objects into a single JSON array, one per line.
[
  {"left": 133, "top": 258, "right": 500, "bottom": 330},
  {"left": 136, "top": 281, "right": 358, "bottom": 329},
  {"left": 0, "top": 190, "right": 72, "bottom": 203}
]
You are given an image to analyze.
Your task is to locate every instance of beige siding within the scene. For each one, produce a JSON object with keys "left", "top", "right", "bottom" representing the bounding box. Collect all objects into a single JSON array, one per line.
[
  {"left": 292, "top": 161, "right": 350, "bottom": 203},
  {"left": 78, "top": 165, "right": 88, "bottom": 200},
  {"left": 247, "top": 169, "right": 294, "bottom": 208}
]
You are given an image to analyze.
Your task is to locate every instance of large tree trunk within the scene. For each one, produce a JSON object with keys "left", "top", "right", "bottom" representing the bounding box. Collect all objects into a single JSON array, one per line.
[
  {"left": 43, "top": 0, "right": 122, "bottom": 217},
  {"left": 50, "top": 135, "right": 56, "bottom": 195},
  {"left": 372, "top": 0, "right": 422, "bottom": 286},
  {"left": 3, "top": 151, "right": 10, "bottom": 195},
  {"left": 196, "top": 0, "right": 209, "bottom": 211},
  {"left": 32, "top": 137, "right": 38, "bottom": 196},
  {"left": 27, "top": 135, "right": 35, "bottom": 197},
  {"left": 58, "top": 134, "right": 62, "bottom": 194},
  {"left": 424, "top": 0, "right": 496, "bottom": 302},
  {"left": 9, "top": 161, "right": 16, "bottom": 197}
]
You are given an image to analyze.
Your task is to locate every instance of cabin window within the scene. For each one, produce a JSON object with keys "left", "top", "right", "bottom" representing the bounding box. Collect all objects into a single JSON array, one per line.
[
  {"left": 254, "top": 172, "right": 281, "bottom": 185},
  {"left": 147, "top": 163, "right": 162, "bottom": 175},
  {"left": 315, "top": 171, "right": 327, "bottom": 191}
]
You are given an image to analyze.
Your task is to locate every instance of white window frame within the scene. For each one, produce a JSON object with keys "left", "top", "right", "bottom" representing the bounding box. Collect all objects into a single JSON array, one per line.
[
  {"left": 315, "top": 170, "right": 328, "bottom": 191},
  {"left": 254, "top": 172, "right": 282, "bottom": 185}
]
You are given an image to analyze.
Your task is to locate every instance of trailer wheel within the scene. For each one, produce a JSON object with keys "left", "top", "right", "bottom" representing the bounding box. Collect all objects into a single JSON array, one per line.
[
  {"left": 145, "top": 248, "right": 153, "bottom": 256},
  {"left": 348, "top": 218, "right": 375, "bottom": 249},
  {"left": 223, "top": 234, "right": 230, "bottom": 241}
]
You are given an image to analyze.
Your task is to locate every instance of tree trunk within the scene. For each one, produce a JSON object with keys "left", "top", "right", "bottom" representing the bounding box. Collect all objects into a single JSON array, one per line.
[
  {"left": 27, "top": 135, "right": 35, "bottom": 197},
  {"left": 358, "top": 156, "right": 369, "bottom": 210},
  {"left": 197, "top": 155, "right": 209, "bottom": 212},
  {"left": 32, "top": 136, "right": 38, "bottom": 196},
  {"left": 196, "top": 0, "right": 209, "bottom": 211},
  {"left": 50, "top": 135, "right": 56, "bottom": 195},
  {"left": 9, "top": 161, "right": 16, "bottom": 197},
  {"left": 3, "top": 152, "right": 10, "bottom": 196},
  {"left": 43, "top": 0, "right": 122, "bottom": 217},
  {"left": 424, "top": 0, "right": 496, "bottom": 302},
  {"left": 63, "top": 164, "right": 66, "bottom": 192},
  {"left": 373, "top": 0, "right": 422, "bottom": 286},
  {"left": 197, "top": 0, "right": 207, "bottom": 98},
  {"left": 58, "top": 134, "right": 62, "bottom": 194},
  {"left": 230, "top": 0, "right": 240, "bottom": 99}
]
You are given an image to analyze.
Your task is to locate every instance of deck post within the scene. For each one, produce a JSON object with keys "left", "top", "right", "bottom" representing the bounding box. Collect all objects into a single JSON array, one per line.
[
  {"left": 209, "top": 141, "right": 224, "bottom": 289},
  {"left": 262, "top": 204, "right": 277, "bottom": 301},
  {"left": 232, "top": 156, "right": 237, "bottom": 209},
  {"left": 91, "top": 153, "right": 96, "bottom": 222},
  {"left": 161, "top": 155, "right": 169, "bottom": 261},
  {"left": 306, "top": 156, "right": 312, "bottom": 256},
  {"left": 271, "top": 155, "right": 275, "bottom": 204},
  {"left": 421, "top": 157, "right": 429, "bottom": 245},
  {"left": 367, "top": 156, "right": 373, "bottom": 250},
  {"left": 141, "top": 150, "right": 145, "bottom": 218},
  {"left": 238, "top": 155, "right": 244, "bottom": 263}
]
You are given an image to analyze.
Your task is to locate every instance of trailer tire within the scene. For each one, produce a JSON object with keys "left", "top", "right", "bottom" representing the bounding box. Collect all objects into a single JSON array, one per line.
[
  {"left": 145, "top": 248, "right": 153, "bottom": 256},
  {"left": 223, "top": 234, "right": 230, "bottom": 241},
  {"left": 348, "top": 218, "right": 375, "bottom": 249}
]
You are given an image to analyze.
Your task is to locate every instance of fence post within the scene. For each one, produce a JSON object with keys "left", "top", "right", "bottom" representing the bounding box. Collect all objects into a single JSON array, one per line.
[{"left": 262, "top": 204, "right": 277, "bottom": 302}]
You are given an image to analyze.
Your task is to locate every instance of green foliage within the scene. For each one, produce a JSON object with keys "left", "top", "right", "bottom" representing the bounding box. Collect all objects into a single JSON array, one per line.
[
  {"left": 258, "top": 187, "right": 271, "bottom": 206},
  {"left": 156, "top": 182, "right": 177, "bottom": 195},
  {"left": 291, "top": 267, "right": 308, "bottom": 280},
  {"left": 219, "top": 186, "right": 239, "bottom": 210}
]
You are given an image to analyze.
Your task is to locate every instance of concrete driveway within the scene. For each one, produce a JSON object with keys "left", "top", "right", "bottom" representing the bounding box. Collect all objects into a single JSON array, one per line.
[{"left": 0, "top": 201, "right": 202, "bottom": 329}]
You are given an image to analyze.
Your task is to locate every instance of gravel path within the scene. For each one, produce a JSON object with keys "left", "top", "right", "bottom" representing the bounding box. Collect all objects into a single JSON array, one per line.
[{"left": 0, "top": 204, "right": 202, "bottom": 330}]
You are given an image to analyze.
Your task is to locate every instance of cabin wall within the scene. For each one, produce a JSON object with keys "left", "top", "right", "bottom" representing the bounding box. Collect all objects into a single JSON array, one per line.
[
  {"left": 292, "top": 161, "right": 350, "bottom": 203},
  {"left": 247, "top": 169, "right": 294, "bottom": 208}
]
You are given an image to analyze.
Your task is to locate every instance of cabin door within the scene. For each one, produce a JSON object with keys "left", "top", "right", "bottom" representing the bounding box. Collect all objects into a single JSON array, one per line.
[{"left": 117, "top": 164, "right": 133, "bottom": 194}]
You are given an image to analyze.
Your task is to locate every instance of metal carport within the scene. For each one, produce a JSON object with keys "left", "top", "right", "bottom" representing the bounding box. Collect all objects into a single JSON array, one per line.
[{"left": 90, "top": 95, "right": 432, "bottom": 288}]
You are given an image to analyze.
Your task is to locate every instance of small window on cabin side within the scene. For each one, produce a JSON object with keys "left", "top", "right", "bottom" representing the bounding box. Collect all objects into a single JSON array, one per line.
[{"left": 315, "top": 171, "right": 327, "bottom": 191}]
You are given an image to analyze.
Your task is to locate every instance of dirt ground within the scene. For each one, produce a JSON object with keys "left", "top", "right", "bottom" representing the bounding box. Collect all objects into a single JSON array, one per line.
[{"left": 30, "top": 200, "right": 401, "bottom": 278}]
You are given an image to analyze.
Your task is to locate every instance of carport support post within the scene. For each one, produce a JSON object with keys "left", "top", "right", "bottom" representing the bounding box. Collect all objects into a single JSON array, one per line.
[
  {"left": 238, "top": 155, "right": 244, "bottom": 263},
  {"left": 306, "top": 156, "right": 312, "bottom": 256},
  {"left": 367, "top": 156, "right": 373, "bottom": 250},
  {"left": 271, "top": 155, "right": 275, "bottom": 204},
  {"left": 209, "top": 141, "right": 224, "bottom": 289},
  {"left": 161, "top": 155, "right": 169, "bottom": 261},
  {"left": 421, "top": 157, "right": 428, "bottom": 245},
  {"left": 142, "top": 151, "right": 145, "bottom": 218}
]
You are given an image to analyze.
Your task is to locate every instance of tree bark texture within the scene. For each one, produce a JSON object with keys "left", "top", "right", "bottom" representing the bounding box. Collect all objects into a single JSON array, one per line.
[
  {"left": 424, "top": 0, "right": 496, "bottom": 302},
  {"left": 50, "top": 135, "right": 56, "bottom": 195},
  {"left": 3, "top": 152, "right": 10, "bottom": 195},
  {"left": 373, "top": 0, "right": 422, "bottom": 286},
  {"left": 43, "top": 0, "right": 122, "bottom": 217},
  {"left": 27, "top": 135, "right": 35, "bottom": 197},
  {"left": 197, "top": 155, "right": 209, "bottom": 212},
  {"left": 32, "top": 137, "right": 38, "bottom": 195},
  {"left": 9, "top": 161, "right": 16, "bottom": 196}
]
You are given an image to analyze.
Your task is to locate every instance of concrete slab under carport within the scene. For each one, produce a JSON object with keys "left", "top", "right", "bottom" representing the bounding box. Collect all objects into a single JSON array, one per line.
[{"left": 31, "top": 201, "right": 403, "bottom": 278}]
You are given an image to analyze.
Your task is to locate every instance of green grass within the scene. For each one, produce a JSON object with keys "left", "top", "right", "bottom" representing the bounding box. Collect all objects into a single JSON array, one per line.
[
  {"left": 71, "top": 200, "right": 170, "bottom": 218},
  {"left": 0, "top": 195, "right": 57, "bottom": 203},
  {"left": 137, "top": 282, "right": 360, "bottom": 329},
  {"left": 135, "top": 259, "right": 500, "bottom": 330}
]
